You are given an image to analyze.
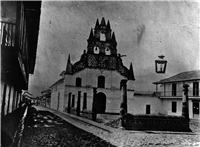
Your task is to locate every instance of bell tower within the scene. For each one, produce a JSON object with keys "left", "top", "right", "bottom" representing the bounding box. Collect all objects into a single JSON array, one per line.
[
  {"left": 68, "top": 17, "right": 134, "bottom": 80},
  {"left": 87, "top": 17, "right": 117, "bottom": 56}
]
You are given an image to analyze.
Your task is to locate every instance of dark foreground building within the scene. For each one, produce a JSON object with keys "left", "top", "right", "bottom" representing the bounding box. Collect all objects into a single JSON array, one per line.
[
  {"left": 1, "top": 1, "right": 41, "bottom": 146},
  {"left": 1, "top": 1, "right": 41, "bottom": 116}
]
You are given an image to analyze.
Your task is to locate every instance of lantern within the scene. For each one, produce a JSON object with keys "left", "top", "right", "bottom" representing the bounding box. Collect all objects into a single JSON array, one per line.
[{"left": 155, "top": 55, "right": 167, "bottom": 74}]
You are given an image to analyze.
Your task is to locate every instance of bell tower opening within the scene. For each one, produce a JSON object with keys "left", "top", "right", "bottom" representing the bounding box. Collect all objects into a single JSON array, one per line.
[
  {"left": 100, "top": 32, "right": 106, "bottom": 41},
  {"left": 87, "top": 18, "right": 117, "bottom": 56}
]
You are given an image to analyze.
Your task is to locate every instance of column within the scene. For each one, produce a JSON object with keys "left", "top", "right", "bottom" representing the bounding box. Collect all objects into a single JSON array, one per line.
[
  {"left": 120, "top": 79, "right": 128, "bottom": 127},
  {"left": 1, "top": 84, "right": 7, "bottom": 117},
  {"left": 76, "top": 91, "right": 81, "bottom": 116},
  {"left": 67, "top": 92, "right": 72, "bottom": 113},
  {"left": 120, "top": 79, "right": 128, "bottom": 113},
  {"left": 18, "top": 93, "right": 22, "bottom": 107},
  {"left": 72, "top": 94, "right": 75, "bottom": 107},
  {"left": 182, "top": 84, "right": 189, "bottom": 120},
  {"left": 92, "top": 88, "right": 97, "bottom": 121},
  {"left": 12, "top": 90, "right": 16, "bottom": 111},
  {"left": 83, "top": 93, "right": 87, "bottom": 110},
  {"left": 15, "top": 92, "right": 19, "bottom": 109},
  {"left": 7, "top": 86, "right": 12, "bottom": 114}
]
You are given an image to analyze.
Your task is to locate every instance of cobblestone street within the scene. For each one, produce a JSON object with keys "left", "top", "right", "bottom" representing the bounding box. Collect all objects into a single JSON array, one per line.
[
  {"left": 110, "top": 131, "right": 200, "bottom": 147},
  {"left": 20, "top": 107, "right": 115, "bottom": 147},
  {"left": 18, "top": 106, "right": 200, "bottom": 147}
]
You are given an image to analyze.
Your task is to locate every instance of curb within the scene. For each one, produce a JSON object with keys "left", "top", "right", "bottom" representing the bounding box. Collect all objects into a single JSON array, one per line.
[
  {"left": 34, "top": 106, "right": 200, "bottom": 136},
  {"left": 43, "top": 107, "right": 118, "bottom": 133}
]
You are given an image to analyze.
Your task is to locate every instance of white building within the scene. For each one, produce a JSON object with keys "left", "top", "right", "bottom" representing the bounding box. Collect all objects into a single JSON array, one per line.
[
  {"left": 153, "top": 70, "right": 200, "bottom": 119},
  {"left": 50, "top": 71, "right": 65, "bottom": 111}
]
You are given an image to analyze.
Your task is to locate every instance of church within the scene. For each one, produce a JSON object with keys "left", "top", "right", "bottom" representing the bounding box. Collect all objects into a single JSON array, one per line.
[{"left": 50, "top": 18, "right": 135, "bottom": 114}]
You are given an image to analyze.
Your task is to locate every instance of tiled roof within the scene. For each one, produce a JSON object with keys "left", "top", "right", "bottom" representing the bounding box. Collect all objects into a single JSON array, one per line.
[{"left": 153, "top": 70, "right": 200, "bottom": 84}]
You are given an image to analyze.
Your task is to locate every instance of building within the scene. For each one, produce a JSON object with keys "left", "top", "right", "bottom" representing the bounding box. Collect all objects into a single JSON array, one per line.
[
  {"left": 50, "top": 71, "right": 65, "bottom": 111},
  {"left": 153, "top": 70, "right": 200, "bottom": 119},
  {"left": 50, "top": 18, "right": 135, "bottom": 114},
  {"left": 22, "top": 91, "right": 34, "bottom": 104},
  {"left": 1, "top": 1, "right": 41, "bottom": 116},
  {"left": 41, "top": 89, "right": 52, "bottom": 107}
]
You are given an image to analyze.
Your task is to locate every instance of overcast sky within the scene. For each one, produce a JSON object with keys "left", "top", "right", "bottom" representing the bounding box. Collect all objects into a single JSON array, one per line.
[{"left": 28, "top": 1, "right": 199, "bottom": 96}]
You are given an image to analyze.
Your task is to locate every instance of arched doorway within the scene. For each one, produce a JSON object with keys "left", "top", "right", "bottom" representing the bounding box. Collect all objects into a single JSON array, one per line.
[{"left": 95, "top": 92, "right": 106, "bottom": 113}]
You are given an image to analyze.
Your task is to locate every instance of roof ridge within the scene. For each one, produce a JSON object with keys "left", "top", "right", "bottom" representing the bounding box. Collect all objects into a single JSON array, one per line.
[{"left": 153, "top": 70, "right": 200, "bottom": 84}]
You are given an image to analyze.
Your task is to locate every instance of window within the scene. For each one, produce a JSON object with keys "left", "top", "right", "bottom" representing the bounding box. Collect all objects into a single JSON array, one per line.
[
  {"left": 93, "top": 46, "right": 100, "bottom": 54},
  {"left": 100, "top": 32, "right": 106, "bottom": 41},
  {"left": 193, "top": 102, "right": 199, "bottom": 115},
  {"left": 172, "top": 83, "right": 176, "bottom": 96},
  {"left": 146, "top": 105, "right": 151, "bottom": 114},
  {"left": 105, "top": 47, "right": 111, "bottom": 55},
  {"left": 172, "top": 101, "right": 177, "bottom": 113},
  {"left": 76, "top": 77, "right": 82, "bottom": 87},
  {"left": 193, "top": 82, "right": 199, "bottom": 96},
  {"left": 98, "top": 76, "right": 105, "bottom": 88}
]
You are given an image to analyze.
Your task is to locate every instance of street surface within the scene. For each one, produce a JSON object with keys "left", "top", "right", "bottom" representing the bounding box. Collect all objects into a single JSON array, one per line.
[
  {"left": 19, "top": 106, "right": 200, "bottom": 147},
  {"left": 20, "top": 107, "right": 116, "bottom": 147}
]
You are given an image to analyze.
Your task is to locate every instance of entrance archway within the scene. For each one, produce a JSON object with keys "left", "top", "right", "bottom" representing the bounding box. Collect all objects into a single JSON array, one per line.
[{"left": 95, "top": 92, "right": 106, "bottom": 113}]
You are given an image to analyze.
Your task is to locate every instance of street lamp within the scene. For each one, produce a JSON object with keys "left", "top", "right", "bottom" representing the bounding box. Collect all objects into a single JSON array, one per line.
[{"left": 155, "top": 55, "right": 167, "bottom": 74}]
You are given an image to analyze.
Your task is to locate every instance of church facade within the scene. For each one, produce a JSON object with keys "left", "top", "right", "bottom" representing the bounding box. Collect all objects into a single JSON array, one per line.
[
  {"left": 49, "top": 18, "right": 199, "bottom": 120},
  {"left": 51, "top": 18, "right": 135, "bottom": 114}
]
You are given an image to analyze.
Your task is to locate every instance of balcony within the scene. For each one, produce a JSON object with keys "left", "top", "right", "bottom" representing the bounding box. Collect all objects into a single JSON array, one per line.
[
  {"left": 1, "top": 21, "right": 28, "bottom": 89},
  {"left": 155, "top": 91, "right": 200, "bottom": 99},
  {"left": 1, "top": 21, "right": 16, "bottom": 47}
]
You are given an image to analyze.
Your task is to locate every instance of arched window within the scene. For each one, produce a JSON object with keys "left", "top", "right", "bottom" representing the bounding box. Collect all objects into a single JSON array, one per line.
[
  {"left": 98, "top": 76, "right": 105, "bottom": 88},
  {"left": 93, "top": 46, "right": 99, "bottom": 54},
  {"left": 105, "top": 47, "right": 111, "bottom": 55},
  {"left": 76, "top": 77, "right": 82, "bottom": 87},
  {"left": 100, "top": 33, "right": 106, "bottom": 41}
]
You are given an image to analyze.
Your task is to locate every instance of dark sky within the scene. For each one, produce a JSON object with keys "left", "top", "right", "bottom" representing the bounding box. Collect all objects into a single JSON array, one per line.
[{"left": 28, "top": 1, "right": 199, "bottom": 96}]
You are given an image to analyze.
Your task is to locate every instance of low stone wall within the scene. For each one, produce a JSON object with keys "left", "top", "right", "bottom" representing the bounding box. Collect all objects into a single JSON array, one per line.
[
  {"left": 81, "top": 109, "right": 93, "bottom": 120},
  {"left": 70, "top": 107, "right": 77, "bottom": 115},
  {"left": 123, "top": 114, "right": 191, "bottom": 132},
  {"left": 1, "top": 104, "right": 27, "bottom": 147}
]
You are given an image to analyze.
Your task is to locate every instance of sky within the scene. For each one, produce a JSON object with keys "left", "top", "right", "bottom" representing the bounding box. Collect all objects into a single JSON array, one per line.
[{"left": 28, "top": 1, "right": 199, "bottom": 96}]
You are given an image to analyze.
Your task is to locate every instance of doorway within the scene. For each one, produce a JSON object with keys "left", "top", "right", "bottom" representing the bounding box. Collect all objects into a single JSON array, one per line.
[
  {"left": 146, "top": 105, "right": 151, "bottom": 114},
  {"left": 193, "top": 101, "right": 199, "bottom": 119},
  {"left": 95, "top": 92, "right": 106, "bottom": 113}
]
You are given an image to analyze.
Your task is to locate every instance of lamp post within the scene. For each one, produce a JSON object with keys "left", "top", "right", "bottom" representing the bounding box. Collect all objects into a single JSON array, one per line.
[{"left": 155, "top": 55, "right": 167, "bottom": 74}]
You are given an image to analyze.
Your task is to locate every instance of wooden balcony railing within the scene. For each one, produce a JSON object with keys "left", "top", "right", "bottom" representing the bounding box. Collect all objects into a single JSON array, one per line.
[
  {"left": 0, "top": 21, "right": 16, "bottom": 47},
  {"left": 156, "top": 91, "right": 200, "bottom": 97}
]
